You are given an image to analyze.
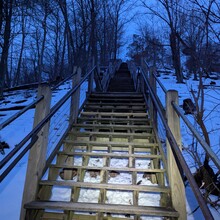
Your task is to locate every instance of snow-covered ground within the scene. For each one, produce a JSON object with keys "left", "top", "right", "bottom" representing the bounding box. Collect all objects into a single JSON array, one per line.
[{"left": 0, "top": 73, "right": 219, "bottom": 219}]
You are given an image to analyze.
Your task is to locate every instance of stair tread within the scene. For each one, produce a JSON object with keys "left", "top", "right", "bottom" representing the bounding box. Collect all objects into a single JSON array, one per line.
[
  {"left": 39, "top": 180, "right": 170, "bottom": 193},
  {"left": 78, "top": 118, "right": 150, "bottom": 123},
  {"left": 58, "top": 151, "right": 161, "bottom": 159},
  {"left": 85, "top": 103, "right": 146, "bottom": 107},
  {"left": 25, "top": 201, "right": 179, "bottom": 217},
  {"left": 80, "top": 112, "right": 148, "bottom": 116},
  {"left": 72, "top": 124, "right": 152, "bottom": 129},
  {"left": 69, "top": 131, "right": 154, "bottom": 137},
  {"left": 90, "top": 93, "right": 143, "bottom": 97},
  {"left": 50, "top": 164, "right": 165, "bottom": 173},
  {"left": 64, "top": 139, "right": 158, "bottom": 147},
  {"left": 83, "top": 106, "right": 146, "bottom": 110}
]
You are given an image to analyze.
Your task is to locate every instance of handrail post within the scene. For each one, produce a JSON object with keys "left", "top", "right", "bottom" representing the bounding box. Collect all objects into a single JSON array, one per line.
[
  {"left": 70, "top": 67, "right": 81, "bottom": 125},
  {"left": 166, "top": 90, "right": 186, "bottom": 220},
  {"left": 88, "top": 57, "right": 95, "bottom": 94},
  {"left": 20, "top": 83, "right": 52, "bottom": 220},
  {"left": 149, "top": 67, "right": 157, "bottom": 129}
]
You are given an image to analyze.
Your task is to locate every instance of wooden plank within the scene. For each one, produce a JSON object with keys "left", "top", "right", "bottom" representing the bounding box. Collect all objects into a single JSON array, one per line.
[
  {"left": 39, "top": 180, "right": 170, "bottom": 193},
  {"left": 72, "top": 124, "right": 152, "bottom": 130},
  {"left": 64, "top": 140, "right": 158, "bottom": 148},
  {"left": 69, "top": 131, "right": 154, "bottom": 138},
  {"left": 83, "top": 106, "right": 147, "bottom": 111},
  {"left": 21, "top": 84, "right": 52, "bottom": 220},
  {"left": 86, "top": 102, "right": 146, "bottom": 106},
  {"left": 166, "top": 90, "right": 186, "bottom": 220},
  {"left": 77, "top": 118, "right": 151, "bottom": 124},
  {"left": 49, "top": 164, "right": 166, "bottom": 173},
  {"left": 80, "top": 112, "right": 148, "bottom": 117},
  {"left": 90, "top": 93, "right": 143, "bottom": 98},
  {"left": 58, "top": 151, "right": 161, "bottom": 159},
  {"left": 24, "top": 201, "right": 179, "bottom": 217},
  {"left": 72, "top": 214, "right": 132, "bottom": 220},
  {"left": 42, "top": 212, "right": 66, "bottom": 219}
]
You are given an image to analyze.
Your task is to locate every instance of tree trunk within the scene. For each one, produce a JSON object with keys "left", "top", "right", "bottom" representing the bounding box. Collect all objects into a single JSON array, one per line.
[
  {"left": 58, "top": 0, "right": 75, "bottom": 74},
  {"left": 90, "top": 0, "right": 97, "bottom": 64},
  {"left": 38, "top": 12, "right": 48, "bottom": 84},
  {"left": 0, "top": 0, "right": 13, "bottom": 98},
  {"left": 14, "top": 9, "right": 26, "bottom": 86},
  {"left": 170, "top": 32, "right": 183, "bottom": 83}
]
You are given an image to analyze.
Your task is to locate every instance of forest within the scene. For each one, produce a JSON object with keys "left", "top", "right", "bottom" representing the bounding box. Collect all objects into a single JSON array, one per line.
[{"left": 0, "top": 0, "right": 220, "bottom": 94}]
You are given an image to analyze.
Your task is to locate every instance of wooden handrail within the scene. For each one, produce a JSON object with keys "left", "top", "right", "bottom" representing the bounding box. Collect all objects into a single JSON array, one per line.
[
  {"left": 0, "top": 66, "right": 95, "bottom": 181},
  {"left": 172, "top": 102, "right": 220, "bottom": 170},
  {"left": 138, "top": 61, "right": 214, "bottom": 220},
  {"left": 0, "top": 95, "right": 44, "bottom": 130}
]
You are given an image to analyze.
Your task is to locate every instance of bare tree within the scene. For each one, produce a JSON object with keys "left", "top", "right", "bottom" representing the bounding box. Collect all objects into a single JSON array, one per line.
[
  {"left": 14, "top": 4, "right": 27, "bottom": 85},
  {"left": 107, "top": 0, "right": 136, "bottom": 60},
  {"left": 141, "top": 0, "right": 184, "bottom": 82},
  {"left": 0, "top": 0, "right": 13, "bottom": 98}
]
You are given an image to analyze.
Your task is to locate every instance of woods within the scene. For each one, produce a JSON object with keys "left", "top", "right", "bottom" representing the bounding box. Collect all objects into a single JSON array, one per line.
[
  {"left": 127, "top": 0, "right": 220, "bottom": 83},
  {"left": 0, "top": 0, "right": 134, "bottom": 99}
]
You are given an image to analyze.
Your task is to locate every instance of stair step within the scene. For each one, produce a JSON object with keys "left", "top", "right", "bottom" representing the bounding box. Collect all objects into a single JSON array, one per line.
[
  {"left": 64, "top": 140, "right": 158, "bottom": 148},
  {"left": 77, "top": 117, "right": 150, "bottom": 124},
  {"left": 72, "top": 123, "right": 152, "bottom": 129},
  {"left": 88, "top": 96, "right": 144, "bottom": 101},
  {"left": 83, "top": 106, "right": 146, "bottom": 111},
  {"left": 80, "top": 112, "right": 148, "bottom": 117},
  {"left": 85, "top": 102, "right": 146, "bottom": 106},
  {"left": 58, "top": 151, "right": 161, "bottom": 159},
  {"left": 90, "top": 93, "right": 143, "bottom": 98},
  {"left": 25, "top": 201, "right": 179, "bottom": 217},
  {"left": 72, "top": 124, "right": 152, "bottom": 133},
  {"left": 69, "top": 131, "right": 154, "bottom": 138},
  {"left": 50, "top": 164, "right": 165, "bottom": 173},
  {"left": 39, "top": 180, "right": 170, "bottom": 193}
]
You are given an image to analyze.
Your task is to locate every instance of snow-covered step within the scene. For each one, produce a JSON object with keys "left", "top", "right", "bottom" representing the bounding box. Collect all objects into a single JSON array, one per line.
[{"left": 24, "top": 201, "right": 179, "bottom": 218}]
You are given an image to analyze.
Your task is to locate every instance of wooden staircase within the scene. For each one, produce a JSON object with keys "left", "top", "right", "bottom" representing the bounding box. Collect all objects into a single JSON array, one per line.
[{"left": 24, "top": 63, "right": 179, "bottom": 219}]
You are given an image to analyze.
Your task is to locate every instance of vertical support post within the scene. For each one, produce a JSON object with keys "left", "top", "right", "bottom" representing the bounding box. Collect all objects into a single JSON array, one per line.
[
  {"left": 149, "top": 67, "right": 157, "bottom": 129},
  {"left": 20, "top": 83, "right": 52, "bottom": 220},
  {"left": 69, "top": 67, "right": 81, "bottom": 125},
  {"left": 166, "top": 90, "right": 186, "bottom": 220},
  {"left": 88, "top": 57, "right": 95, "bottom": 94}
]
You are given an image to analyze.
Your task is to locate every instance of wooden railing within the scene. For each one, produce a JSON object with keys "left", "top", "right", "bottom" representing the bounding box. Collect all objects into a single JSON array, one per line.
[
  {"left": 97, "top": 60, "right": 121, "bottom": 92},
  {"left": 0, "top": 58, "right": 121, "bottom": 219},
  {"left": 0, "top": 59, "right": 121, "bottom": 183},
  {"left": 129, "top": 60, "right": 216, "bottom": 220}
]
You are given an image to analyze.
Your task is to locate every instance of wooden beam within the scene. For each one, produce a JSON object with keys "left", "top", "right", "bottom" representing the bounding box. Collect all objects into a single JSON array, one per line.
[
  {"left": 166, "top": 90, "right": 186, "bottom": 220},
  {"left": 24, "top": 201, "right": 179, "bottom": 217},
  {"left": 20, "top": 84, "right": 52, "bottom": 220}
]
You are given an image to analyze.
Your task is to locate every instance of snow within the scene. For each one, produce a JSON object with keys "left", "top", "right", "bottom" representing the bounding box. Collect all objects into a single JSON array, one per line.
[{"left": 0, "top": 74, "right": 219, "bottom": 220}]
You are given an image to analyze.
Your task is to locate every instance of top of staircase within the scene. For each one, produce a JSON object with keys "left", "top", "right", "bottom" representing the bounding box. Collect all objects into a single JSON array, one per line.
[{"left": 107, "top": 62, "right": 135, "bottom": 92}]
